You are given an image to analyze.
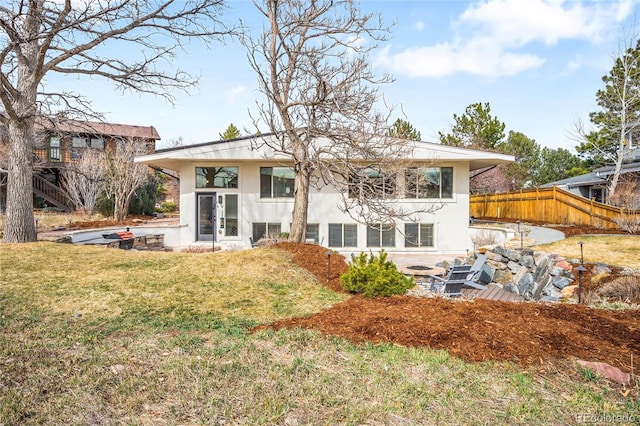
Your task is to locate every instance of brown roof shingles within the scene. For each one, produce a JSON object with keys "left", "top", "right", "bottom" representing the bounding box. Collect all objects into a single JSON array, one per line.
[{"left": 36, "top": 117, "right": 161, "bottom": 140}]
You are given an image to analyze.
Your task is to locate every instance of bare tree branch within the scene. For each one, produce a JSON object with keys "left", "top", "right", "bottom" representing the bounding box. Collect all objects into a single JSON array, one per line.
[{"left": 0, "top": 0, "right": 233, "bottom": 242}]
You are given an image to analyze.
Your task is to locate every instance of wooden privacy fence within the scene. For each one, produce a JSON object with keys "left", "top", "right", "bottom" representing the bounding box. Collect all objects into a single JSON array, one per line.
[{"left": 469, "top": 186, "right": 640, "bottom": 230}]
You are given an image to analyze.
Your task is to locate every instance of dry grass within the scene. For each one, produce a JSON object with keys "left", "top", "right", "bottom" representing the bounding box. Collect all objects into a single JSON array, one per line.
[
  {"left": 1, "top": 242, "right": 638, "bottom": 424},
  {"left": 0, "top": 243, "right": 343, "bottom": 323},
  {"left": 536, "top": 235, "right": 640, "bottom": 270}
]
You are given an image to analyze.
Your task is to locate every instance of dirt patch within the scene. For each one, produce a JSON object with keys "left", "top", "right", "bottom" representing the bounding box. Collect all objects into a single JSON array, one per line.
[
  {"left": 67, "top": 215, "right": 156, "bottom": 230},
  {"left": 267, "top": 242, "right": 640, "bottom": 374}
]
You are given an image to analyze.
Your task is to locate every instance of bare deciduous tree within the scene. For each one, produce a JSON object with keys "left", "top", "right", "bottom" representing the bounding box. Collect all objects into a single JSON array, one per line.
[
  {"left": 103, "top": 138, "right": 151, "bottom": 221},
  {"left": 243, "top": 0, "right": 438, "bottom": 242},
  {"left": 0, "top": 0, "right": 230, "bottom": 242},
  {"left": 61, "top": 149, "right": 106, "bottom": 215},
  {"left": 575, "top": 25, "right": 640, "bottom": 198}
]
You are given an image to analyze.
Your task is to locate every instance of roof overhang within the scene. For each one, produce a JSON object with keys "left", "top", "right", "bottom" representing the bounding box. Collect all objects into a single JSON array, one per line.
[{"left": 136, "top": 136, "right": 515, "bottom": 171}]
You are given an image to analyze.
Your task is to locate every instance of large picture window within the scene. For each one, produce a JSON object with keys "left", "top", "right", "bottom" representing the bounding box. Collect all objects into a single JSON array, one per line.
[
  {"left": 328, "top": 223, "right": 358, "bottom": 248},
  {"left": 260, "top": 167, "right": 294, "bottom": 198},
  {"left": 366, "top": 224, "right": 395, "bottom": 248},
  {"left": 405, "top": 167, "right": 453, "bottom": 199},
  {"left": 404, "top": 223, "right": 434, "bottom": 248},
  {"left": 196, "top": 167, "right": 238, "bottom": 189},
  {"left": 349, "top": 167, "right": 395, "bottom": 199}
]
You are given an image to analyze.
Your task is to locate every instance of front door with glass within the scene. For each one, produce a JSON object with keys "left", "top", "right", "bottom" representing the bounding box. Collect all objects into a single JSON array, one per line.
[{"left": 197, "top": 193, "right": 216, "bottom": 241}]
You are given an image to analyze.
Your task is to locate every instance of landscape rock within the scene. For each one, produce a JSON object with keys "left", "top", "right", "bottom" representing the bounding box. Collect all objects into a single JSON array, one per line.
[
  {"left": 593, "top": 263, "right": 612, "bottom": 275},
  {"left": 556, "top": 260, "right": 572, "bottom": 271},
  {"left": 517, "top": 273, "right": 534, "bottom": 297},
  {"left": 549, "top": 266, "right": 564, "bottom": 277},
  {"left": 505, "top": 249, "right": 521, "bottom": 262},
  {"left": 562, "top": 285, "right": 578, "bottom": 298},
  {"left": 492, "top": 269, "right": 513, "bottom": 284},
  {"left": 552, "top": 276, "right": 571, "bottom": 290},
  {"left": 576, "top": 360, "right": 631, "bottom": 385},
  {"left": 520, "top": 255, "right": 535, "bottom": 268},
  {"left": 508, "top": 261, "right": 523, "bottom": 274}
]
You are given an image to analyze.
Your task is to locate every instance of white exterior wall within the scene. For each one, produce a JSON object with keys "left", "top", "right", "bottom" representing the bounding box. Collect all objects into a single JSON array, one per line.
[{"left": 173, "top": 160, "right": 472, "bottom": 255}]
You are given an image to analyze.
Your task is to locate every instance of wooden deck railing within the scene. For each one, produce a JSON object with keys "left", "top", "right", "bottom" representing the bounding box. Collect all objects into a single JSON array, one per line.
[
  {"left": 32, "top": 174, "right": 73, "bottom": 212},
  {"left": 469, "top": 186, "right": 640, "bottom": 230}
]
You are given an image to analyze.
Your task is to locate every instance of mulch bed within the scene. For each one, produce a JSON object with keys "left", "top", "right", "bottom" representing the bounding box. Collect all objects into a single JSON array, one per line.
[{"left": 264, "top": 241, "right": 640, "bottom": 374}]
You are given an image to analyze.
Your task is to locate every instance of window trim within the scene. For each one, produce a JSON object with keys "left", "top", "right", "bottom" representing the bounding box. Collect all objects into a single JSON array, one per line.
[
  {"left": 366, "top": 223, "right": 396, "bottom": 248},
  {"left": 196, "top": 166, "right": 239, "bottom": 189},
  {"left": 328, "top": 223, "right": 358, "bottom": 248},
  {"left": 404, "top": 223, "right": 435, "bottom": 248},
  {"left": 405, "top": 166, "right": 453, "bottom": 199},
  {"left": 260, "top": 166, "right": 295, "bottom": 198}
]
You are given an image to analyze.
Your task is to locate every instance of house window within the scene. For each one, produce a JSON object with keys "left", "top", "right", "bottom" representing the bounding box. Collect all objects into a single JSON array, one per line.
[
  {"left": 252, "top": 222, "right": 282, "bottom": 242},
  {"left": 404, "top": 223, "right": 434, "bottom": 248},
  {"left": 260, "top": 167, "right": 294, "bottom": 198},
  {"left": 328, "top": 223, "right": 358, "bottom": 247},
  {"left": 366, "top": 224, "right": 395, "bottom": 248},
  {"left": 89, "top": 137, "right": 105, "bottom": 149},
  {"left": 305, "top": 224, "right": 320, "bottom": 244},
  {"left": 349, "top": 167, "right": 395, "bottom": 199},
  {"left": 405, "top": 167, "right": 453, "bottom": 199},
  {"left": 196, "top": 167, "right": 239, "bottom": 189},
  {"left": 224, "top": 194, "right": 238, "bottom": 237},
  {"left": 49, "top": 136, "right": 61, "bottom": 161},
  {"left": 70, "top": 136, "right": 104, "bottom": 159}
]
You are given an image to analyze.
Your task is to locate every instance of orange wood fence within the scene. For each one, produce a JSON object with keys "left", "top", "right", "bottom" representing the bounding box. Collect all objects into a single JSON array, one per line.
[{"left": 469, "top": 186, "right": 640, "bottom": 230}]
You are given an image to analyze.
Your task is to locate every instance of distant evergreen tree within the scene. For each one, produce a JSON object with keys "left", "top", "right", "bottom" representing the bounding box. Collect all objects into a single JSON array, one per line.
[
  {"left": 387, "top": 118, "right": 421, "bottom": 141},
  {"left": 219, "top": 123, "right": 241, "bottom": 140},
  {"left": 438, "top": 102, "right": 505, "bottom": 150}
]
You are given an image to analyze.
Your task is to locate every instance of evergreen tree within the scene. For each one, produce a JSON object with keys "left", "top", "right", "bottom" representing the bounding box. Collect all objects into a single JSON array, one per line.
[
  {"left": 438, "top": 102, "right": 505, "bottom": 150},
  {"left": 219, "top": 123, "right": 241, "bottom": 140},
  {"left": 387, "top": 118, "right": 421, "bottom": 141}
]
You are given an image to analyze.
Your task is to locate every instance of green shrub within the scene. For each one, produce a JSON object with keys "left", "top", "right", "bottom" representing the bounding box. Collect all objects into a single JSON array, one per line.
[
  {"left": 155, "top": 201, "right": 178, "bottom": 213},
  {"left": 340, "top": 250, "right": 414, "bottom": 298}
]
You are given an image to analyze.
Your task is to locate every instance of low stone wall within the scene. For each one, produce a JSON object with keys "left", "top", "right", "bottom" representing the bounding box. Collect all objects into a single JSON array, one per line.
[{"left": 445, "top": 245, "right": 592, "bottom": 302}]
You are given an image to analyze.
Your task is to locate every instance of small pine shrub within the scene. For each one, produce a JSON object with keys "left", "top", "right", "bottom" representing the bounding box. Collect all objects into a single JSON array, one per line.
[
  {"left": 340, "top": 250, "right": 414, "bottom": 298},
  {"left": 156, "top": 201, "right": 178, "bottom": 213}
]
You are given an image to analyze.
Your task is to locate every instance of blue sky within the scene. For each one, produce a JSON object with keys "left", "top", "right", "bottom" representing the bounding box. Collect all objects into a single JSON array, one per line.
[{"left": 56, "top": 0, "right": 640, "bottom": 150}]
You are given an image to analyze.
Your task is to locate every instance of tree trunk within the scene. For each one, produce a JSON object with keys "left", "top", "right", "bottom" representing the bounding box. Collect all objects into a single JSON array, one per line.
[
  {"left": 289, "top": 166, "right": 310, "bottom": 243},
  {"left": 3, "top": 120, "right": 37, "bottom": 242}
]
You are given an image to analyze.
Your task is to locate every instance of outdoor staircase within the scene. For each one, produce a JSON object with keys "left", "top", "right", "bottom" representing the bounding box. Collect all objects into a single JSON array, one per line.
[{"left": 32, "top": 174, "right": 74, "bottom": 212}]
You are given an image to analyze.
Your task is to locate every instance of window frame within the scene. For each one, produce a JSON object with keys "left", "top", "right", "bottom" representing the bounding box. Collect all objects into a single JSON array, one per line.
[
  {"left": 404, "top": 223, "right": 434, "bottom": 248},
  {"left": 252, "top": 222, "right": 282, "bottom": 242},
  {"left": 196, "top": 166, "right": 239, "bottom": 189},
  {"left": 224, "top": 194, "right": 238, "bottom": 237},
  {"left": 260, "top": 166, "right": 295, "bottom": 198},
  {"left": 405, "top": 166, "right": 453, "bottom": 199},
  {"left": 366, "top": 223, "right": 396, "bottom": 248},
  {"left": 349, "top": 166, "right": 396, "bottom": 199},
  {"left": 328, "top": 223, "right": 358, "bottom": 248}
]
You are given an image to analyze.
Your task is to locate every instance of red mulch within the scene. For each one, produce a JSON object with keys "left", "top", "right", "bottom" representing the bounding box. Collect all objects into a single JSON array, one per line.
[{"left": 263, "top": 241, "right": 640, "bottom": 375}]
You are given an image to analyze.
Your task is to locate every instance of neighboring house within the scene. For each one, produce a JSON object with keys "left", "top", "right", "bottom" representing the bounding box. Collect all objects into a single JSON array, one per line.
[
  {"left": 542, "top": 147, "right": 640, "bottom": 204},
  {"left": 0, "top": 117, "right": 160, "bottom": 212},
  {"left": 136, "top": 134, "right": 513, "bottom": 253}
]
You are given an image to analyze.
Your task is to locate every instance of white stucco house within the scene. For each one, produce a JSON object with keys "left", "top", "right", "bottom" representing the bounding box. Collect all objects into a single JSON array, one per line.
[{"left": 135, "top": 134, "right": 513, "bottom": 254}]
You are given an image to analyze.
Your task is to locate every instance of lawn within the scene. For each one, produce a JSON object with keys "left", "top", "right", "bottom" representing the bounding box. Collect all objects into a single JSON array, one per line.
[
  {"left": 1, "top": 242, "right": 637, "bottom": 425},
  {"left": 536, "top": 235, "right": 640, "bottom": 270}
]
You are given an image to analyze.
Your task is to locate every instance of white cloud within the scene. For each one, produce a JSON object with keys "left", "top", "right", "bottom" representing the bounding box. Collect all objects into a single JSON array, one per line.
[
  {"left": 415, "top": 20, "right": 425, "bottom": 32},
  {"left": 562, "top": 59, "right": 583, "bottom": 76},
  {"left": 380, "top": 0, "right": 635, "bottom": 78},
  {"left": 224, "top": 86, "right": 247, "bottom": 104}
]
